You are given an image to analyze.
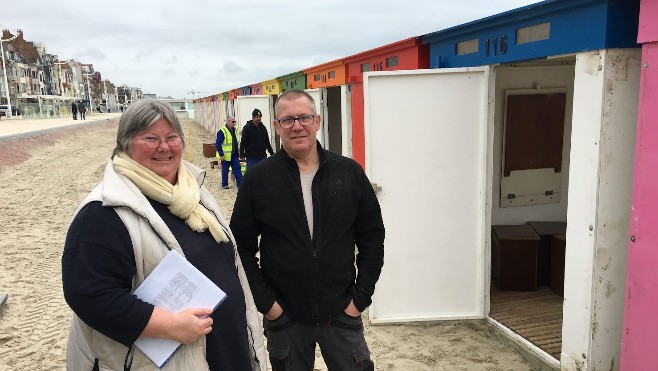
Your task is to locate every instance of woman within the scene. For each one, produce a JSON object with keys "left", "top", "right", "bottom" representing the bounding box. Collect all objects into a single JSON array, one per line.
[{"left": 62, "top": 100, "right": 266, "bottom": 370}]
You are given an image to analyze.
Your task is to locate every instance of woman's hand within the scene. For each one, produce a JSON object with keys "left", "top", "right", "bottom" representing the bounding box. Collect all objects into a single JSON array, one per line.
[
  {"left": 171, "top": 308, "right": 214, "bottom": 344},
  {"left": 142, "top": 307, "right": 213, "bottom": 344}
]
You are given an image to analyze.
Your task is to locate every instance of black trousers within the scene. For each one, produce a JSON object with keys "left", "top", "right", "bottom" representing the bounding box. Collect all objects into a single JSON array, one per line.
[{"left": 264, "top": 312, "right": 374, "bottom": 371}]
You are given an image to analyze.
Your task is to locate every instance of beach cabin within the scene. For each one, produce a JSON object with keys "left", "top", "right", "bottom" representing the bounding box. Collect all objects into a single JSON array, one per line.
[
  {"left": 262, "top": 78, "right": 282, "bottom": 96},
  {"left": 234, "top": 79, "right": 281, "bottom": 151},
  {"left": 219, "top": 93, "right": 231, "bottom": 131},
  {"left": 210, "top": 94, "right": 229, "bottom": 135},
  {"left": 208, "top": 95, "right": 219, "bottom": 134},
  {"left": 193, "top": 96, "right": 212, "bottom": 134},
  {"left": 364, "top": 0, "right": 640, "bottom": 369},
  {"left": 235, "top": 93, "right": 274, "bottom": 149},
  {"left": 344, "top": 37, "right": 429, "bottom": 168},
  {"left": 250, "top": 83, "right": 263, "bottom": 96},
  {"left": 303, "top": 59, "right": 351, "bottom": 156},
  {"left": 278, "top": 71, "right": 307, "bottom": 92},
  {"left": 620, "top": 0, "right": 658, "bottom": 369},
  {"left": 261, "top": 78, "right": 284, "bottom": 149},
  {"left": 194, "top": 93, "right": 231, "bottom": 138},
  {"left": 228, "top": 89, "right": 241, "bottom": 117}
]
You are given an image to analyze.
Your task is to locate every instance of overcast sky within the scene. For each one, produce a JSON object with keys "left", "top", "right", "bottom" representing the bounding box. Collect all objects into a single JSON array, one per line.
[{"left": 4, "top": 0, "right": 540, "bottom": 99}]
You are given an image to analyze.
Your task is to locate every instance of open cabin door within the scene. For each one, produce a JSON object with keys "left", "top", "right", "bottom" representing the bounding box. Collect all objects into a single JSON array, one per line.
[
  {"left": 305, "top": 88, "right": 326, "bottom": 147},
  {"left": 364, "top": 68, "right": 489, "bottom": 323},
  {"left": 237, "top": 95, "right": 274, "bottom": 148}
]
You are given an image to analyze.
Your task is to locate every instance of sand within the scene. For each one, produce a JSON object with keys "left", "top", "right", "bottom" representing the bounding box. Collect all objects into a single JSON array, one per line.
[{"left": 0, "top": 117, "right": 535, "bottom": 370}]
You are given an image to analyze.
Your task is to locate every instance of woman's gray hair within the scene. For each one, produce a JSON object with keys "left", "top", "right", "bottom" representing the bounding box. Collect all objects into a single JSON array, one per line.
[{"left": 112, "top": 100, "right": 186, "bottom": 157}]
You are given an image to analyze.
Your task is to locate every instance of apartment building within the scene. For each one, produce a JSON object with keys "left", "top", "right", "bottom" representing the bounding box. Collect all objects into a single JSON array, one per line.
[{"left": 1, "top": 29, "right": 142, "bottom": 117}]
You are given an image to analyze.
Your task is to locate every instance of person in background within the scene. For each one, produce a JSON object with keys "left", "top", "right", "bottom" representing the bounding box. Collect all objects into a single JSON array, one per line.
[
  {"left": 239, "top": 109, "right": 274, "bottom": 170},
  {"left": 71, "top": 102, "right": 78, "bottom": 120},
  {"left": 216, "top": 115, "right": 243, "bottom": 189},
  {"left": 231, "top": 90, "right": 385, "bottom": 371},
  {"left": 78, "top": 102, "right": 86, "bottom": 120},
  {"left": 62, "top": 100, "right": 266, "bottom": 371}
]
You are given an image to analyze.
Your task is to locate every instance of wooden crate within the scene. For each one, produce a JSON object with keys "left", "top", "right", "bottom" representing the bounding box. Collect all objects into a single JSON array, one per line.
[
  {"left": 492, "top": 225, "right": 540, "bottom": 291},
  {"left": 202, "top": 143, "right": 216, "bottom": 158},
  {"left": 550, "top": 234, "right": 566, "bottom": 296},
  {"left": 527, "top": 221, "right": 567, "bottom": 286}
]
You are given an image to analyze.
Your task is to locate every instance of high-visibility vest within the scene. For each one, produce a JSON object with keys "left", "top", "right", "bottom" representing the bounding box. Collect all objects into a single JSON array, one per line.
[{"left": 217, "top": 125, "right": 239, "bottom": 162}]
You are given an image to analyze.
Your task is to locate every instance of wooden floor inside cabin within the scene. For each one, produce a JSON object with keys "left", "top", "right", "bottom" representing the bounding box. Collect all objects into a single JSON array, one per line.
[{"left": 489, "top": 287, "right": 564, "bottom": 360}]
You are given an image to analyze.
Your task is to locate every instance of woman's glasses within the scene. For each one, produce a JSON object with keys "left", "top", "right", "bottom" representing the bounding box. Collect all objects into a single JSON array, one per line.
[{"left": 138, "top": 135, "right": 182, "bottom": 149}]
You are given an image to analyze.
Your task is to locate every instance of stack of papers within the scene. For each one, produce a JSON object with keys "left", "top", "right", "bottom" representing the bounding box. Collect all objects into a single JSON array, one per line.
[{"left": 133, "top": 250, "right": 227, "bottom": 367}]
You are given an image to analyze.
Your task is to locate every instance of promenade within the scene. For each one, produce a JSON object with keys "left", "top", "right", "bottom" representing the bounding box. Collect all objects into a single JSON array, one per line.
[{"left": 0, "top": 112, "right": 123, "bottom": 139}]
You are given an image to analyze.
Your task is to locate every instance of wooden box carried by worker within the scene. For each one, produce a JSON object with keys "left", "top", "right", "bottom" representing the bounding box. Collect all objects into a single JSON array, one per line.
[
  {"left": 550, "top": 234, "right": 566, "bottom": 296},
  {"left": 491, "top": 224, "right": 540, "bottom": 291},
  {"left": 202, "top": 143, "right": 219, "bottom": 169},
  {"left": 526, "top": 221, "right": 567, "bottom": 286},
  {"left": 202, "top": 143, "right": 216, "bottom": 158}
]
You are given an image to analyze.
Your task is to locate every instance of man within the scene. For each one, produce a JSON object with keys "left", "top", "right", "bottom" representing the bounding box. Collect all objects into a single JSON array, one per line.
[
  {"left": 215, "top": 115, "right": 243, "bottom": 189},
  {"left": 78, "top": 102, "right": 86, "bottom": 120},
  {"left": 231, "top": 90, "right": 384, "bottom": 371},
  {"left": 240, "top": 108, "right": 274, "bottom": 170},
  {"left": 71, "top": 102, "right": 78, "bottom": 120}
]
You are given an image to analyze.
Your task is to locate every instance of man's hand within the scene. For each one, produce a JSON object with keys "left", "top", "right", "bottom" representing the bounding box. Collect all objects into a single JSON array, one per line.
[
  {"left": 344, "top": 300, "right": 361, "bottom": 317},
  {"left": 265, "top": 301, "right": 283, "bottom": 321}
]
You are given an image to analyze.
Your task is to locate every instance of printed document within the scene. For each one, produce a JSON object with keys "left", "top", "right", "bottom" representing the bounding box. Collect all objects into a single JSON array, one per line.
[{"left": 133, "top": 249, "right": 227, "bottom": 367}]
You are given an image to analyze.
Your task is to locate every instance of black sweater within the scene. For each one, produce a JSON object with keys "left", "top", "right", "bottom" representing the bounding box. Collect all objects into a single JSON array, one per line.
[
  {"left": 62, "top": 199, "right": 252, "bottom": 371},
  {"left": 239, "top": 120, "right": 274, "bottom": 158},
  {"left": 230, "top": 143, "right": 385, "bottom": 323}
]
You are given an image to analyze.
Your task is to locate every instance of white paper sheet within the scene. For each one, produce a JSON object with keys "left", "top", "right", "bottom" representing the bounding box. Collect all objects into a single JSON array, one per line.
[{"left": 133, "top": 249, "right": 227, "bottom": 367}]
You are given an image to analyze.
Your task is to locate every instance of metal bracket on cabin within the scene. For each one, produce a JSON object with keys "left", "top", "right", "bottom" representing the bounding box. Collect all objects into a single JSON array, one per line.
[{"left": 371, "top": 183, "right": 382, "bottom": 193}]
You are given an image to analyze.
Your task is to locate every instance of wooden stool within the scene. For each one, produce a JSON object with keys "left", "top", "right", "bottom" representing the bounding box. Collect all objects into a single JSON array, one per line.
[
  {"left": 492, "top": 225, "right": 540, "bottom": 291},
  {"left": 527, "top": 221, "right": 567, "bottom": 286}
]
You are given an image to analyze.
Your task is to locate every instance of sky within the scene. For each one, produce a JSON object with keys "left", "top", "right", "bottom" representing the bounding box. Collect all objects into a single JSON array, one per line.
[{"left": 4, "top": 0, "right": 541, "bottom": 99}]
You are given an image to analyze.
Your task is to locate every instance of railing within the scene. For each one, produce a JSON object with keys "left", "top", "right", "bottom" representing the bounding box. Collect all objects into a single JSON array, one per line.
[{"left": 16, "top": 103, "right": 73, "bottom": 119}]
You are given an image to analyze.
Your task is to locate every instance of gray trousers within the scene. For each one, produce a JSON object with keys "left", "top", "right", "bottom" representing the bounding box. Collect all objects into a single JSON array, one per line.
[{"left": 263, "top": 311, "right": 374, "bottom": 371}]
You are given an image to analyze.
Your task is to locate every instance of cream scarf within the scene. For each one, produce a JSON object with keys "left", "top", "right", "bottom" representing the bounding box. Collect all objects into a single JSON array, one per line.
[{"left": 113, "top": 152, "right": 228, "bottom": 243}]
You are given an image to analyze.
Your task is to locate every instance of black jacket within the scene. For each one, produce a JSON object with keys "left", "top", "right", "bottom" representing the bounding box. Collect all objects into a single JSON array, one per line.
[
  {"left": 230, "top": 143, "right": 385, "bottom": 323},
  {"left": 239, "top": 120, "right": 274, "bottom": 158}
]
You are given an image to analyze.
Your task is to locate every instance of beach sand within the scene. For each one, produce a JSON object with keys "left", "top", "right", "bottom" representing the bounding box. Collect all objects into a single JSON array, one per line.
[{"left": 0, "top": 117, "right": 535, "bottom": 370}]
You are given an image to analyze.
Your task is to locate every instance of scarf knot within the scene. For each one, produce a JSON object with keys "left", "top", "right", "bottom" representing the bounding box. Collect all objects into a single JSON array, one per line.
[{"left": 113, "top": 153, "right": 228, "bottom": 243}]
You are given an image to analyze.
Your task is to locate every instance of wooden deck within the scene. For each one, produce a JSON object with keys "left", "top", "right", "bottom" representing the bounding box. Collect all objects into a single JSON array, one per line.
[{"left": 489, "top": 287, "right": 564, "bottom": 360}]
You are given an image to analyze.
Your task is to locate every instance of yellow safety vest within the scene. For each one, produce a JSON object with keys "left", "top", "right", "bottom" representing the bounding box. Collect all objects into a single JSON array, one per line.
[{"left": 217, "top": 125, "right": 240, "bottom": 162}]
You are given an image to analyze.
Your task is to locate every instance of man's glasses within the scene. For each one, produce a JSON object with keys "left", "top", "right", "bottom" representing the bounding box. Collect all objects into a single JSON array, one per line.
[
  {"left": 277, "top": 114, "right": 315, "bottom": 129},
  {"left": 138, "top": 135, "right": 182, "bottom": 149}
]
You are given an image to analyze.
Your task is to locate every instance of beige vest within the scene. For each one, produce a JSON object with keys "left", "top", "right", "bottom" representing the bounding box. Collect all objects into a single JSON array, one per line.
[{"left": 66, "top": 160, "right": 266, "bottom": 371}]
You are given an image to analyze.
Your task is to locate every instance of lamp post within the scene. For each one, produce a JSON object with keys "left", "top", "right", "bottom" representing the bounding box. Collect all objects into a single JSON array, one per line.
[
  {"left": 0, "top": 29, "right": 21, "bottom": 118},
  {"left": 102, "top": 79, "right": 108, "bottom": 111}
]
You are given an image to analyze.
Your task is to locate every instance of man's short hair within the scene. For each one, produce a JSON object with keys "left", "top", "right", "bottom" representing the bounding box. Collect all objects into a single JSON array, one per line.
[{"left": 275, "top": 90, "right": 317, "bottom": 118}]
